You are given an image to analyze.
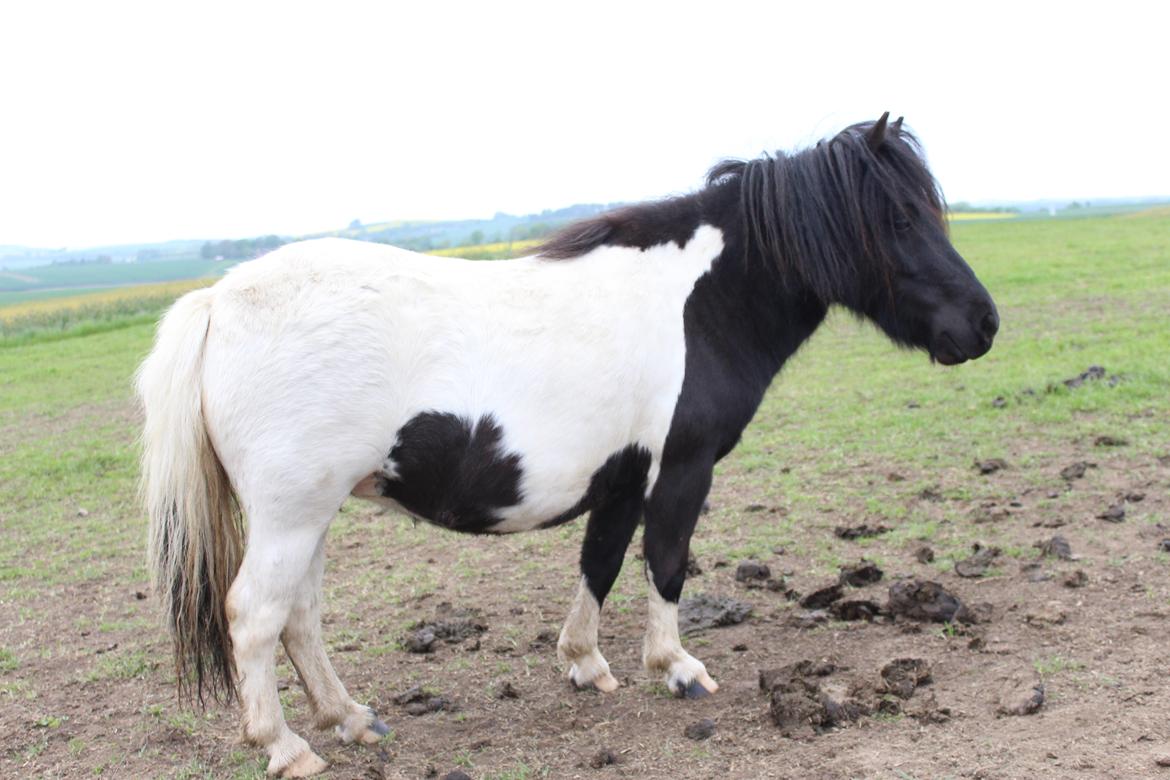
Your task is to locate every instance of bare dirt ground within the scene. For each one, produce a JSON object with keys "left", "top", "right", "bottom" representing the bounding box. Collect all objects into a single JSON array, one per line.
[{"left": 2, "top": 397, "right": 1168, "bottom": 780}]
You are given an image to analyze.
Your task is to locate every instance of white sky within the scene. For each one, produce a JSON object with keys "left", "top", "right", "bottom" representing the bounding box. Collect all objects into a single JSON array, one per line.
[{"left": 1, "top": 1, "right": 1167, "bottom": 248}]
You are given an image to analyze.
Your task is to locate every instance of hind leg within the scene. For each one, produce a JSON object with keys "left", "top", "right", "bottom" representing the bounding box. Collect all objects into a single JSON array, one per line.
[
  {"left": 228, "top": 518, "right": 331, "bottom": 777},
  {"left": 641, "top": 459, "right": 717, "bottom": 698},
  {"left": 281, "top": 535, "right": 389, "bottom": 745},
  {"left": 558, "top": 492, "right": 643, "bottom": 692}
]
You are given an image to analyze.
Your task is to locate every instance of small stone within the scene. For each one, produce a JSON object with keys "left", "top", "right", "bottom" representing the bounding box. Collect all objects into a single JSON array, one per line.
[
  {"left": 838, "top": 560, "right": 883, "bottom": 587},
  {"left": 997, "top": 679, "right": 1045, "bottom": 716},
  {"left": 914, "top": 546, "right": 935, "bottom": 564},
  {"left": 1025, "top": 605, "right": 1067, "bottom": 626},
  {"left": 1126, "top": 491, "right": 1145, "bottom": 502},
  {"left": 1060, "top": 461, "right": 1095, "bottom": 481},
  {"left": 133, "top": 590, "right": 148, "bottom": 600},
  {"left": 732, "top": 643, "right": 748, "bottom": 652},
  {"left": 77, "top": 508, "right": 89, "bottom": 517},
  {"left": 442, "top": 772, "right": 473, "bottom": 780},
  {"left": 787, "top": 609, "right": 829, "bottom": 630},
  {"left": 800, "top": 583, "right": 844, "bottom": 609},
  {"left": 1036, "top": 535, "right": 1073, "bottom": 560},
  {"left": 991, "top": 396, "right": 1007, "bottom": 408},
  {"left": 834, "top": 523, "right": 890, "bottom": 541},
  {"left": 404, "top": 628, "right": 437, "bottom": 654},
  {"left": 830, "top": 600, "right": 883, "bottom": 622},
  {"left": 954, "top": 545, "right": 1001, "bottom": 578},
  {"left": 589, "top": 748, "right": 619, "bottom": 768},
  {"left": 886, "top": 580, "right": 976, "bottom": 624},
  {"left": 880, "top": 658, "right": 932, "bottom": 699},
  {"left": 1160, "top": 540, "right": 1170, "bottom": 553},
  {"left": 735, "top": 560, "right": 771, "bottom": 583},
  {"left": 975, "top": 458, "right": 1009, "bottom": 475},
  {"left": 1063, "top": 570, "right": 1089, "bottom": 589},
  {"left": 683, "top": 718, "right": 716, "bottom": 741},
  {"left": 887, "top": 472, "right": 906, "bottom": 482},
  {"left": 1155, "top": 754, "right": 1170, "bottom": 768},
  {"left": 1098, "top": 504, "right": 1126, "bottom": 523}
]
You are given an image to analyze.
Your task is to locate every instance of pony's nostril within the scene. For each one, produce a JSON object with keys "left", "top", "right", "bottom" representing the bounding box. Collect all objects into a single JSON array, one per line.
[{"left": 980, "top": 310, "right": 999, "bottom": 339}]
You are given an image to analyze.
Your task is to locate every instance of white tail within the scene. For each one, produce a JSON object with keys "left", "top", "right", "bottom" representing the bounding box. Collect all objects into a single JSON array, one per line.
[{"left": 136, "top": 287, "right": 243, "bottom": 703}]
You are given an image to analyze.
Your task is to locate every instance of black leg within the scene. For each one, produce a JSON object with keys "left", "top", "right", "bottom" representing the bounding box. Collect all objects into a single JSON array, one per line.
[
  {"left": 580, "top": 492, "right": 644, "bottom": 606},
  {"left": 641, "top": 458, "right": 715, "bottom": 698},
  {"left": 557, "top": 492, "right": 643, "bottom": 691}
]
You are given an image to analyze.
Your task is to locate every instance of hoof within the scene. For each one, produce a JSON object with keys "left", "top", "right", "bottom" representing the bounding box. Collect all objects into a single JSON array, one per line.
[
  {"left": 336, "top": 708, "right": 391, "bottom": 745},
  {"left": 670, "top": 671, "right": 719, "bottom": 699},
  {"left": 271, "top": 750, "right": 327, "bottom": 778},
  {"left": 572, "top": 669, "right": 620, "bottom": 693}
]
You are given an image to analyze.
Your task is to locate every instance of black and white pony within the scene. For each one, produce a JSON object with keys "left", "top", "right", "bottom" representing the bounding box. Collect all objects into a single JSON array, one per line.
[{"left": 137, "top": 114, "right": 997, "bottom": 776}]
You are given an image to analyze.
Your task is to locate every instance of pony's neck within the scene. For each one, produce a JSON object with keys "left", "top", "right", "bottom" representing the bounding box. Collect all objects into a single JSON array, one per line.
[{"left": 700, "top": 181, "right": 829, "bottom": 378}]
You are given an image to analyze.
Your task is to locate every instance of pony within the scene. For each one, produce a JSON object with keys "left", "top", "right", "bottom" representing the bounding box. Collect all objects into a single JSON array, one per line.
[{"left": 136, "top": 113, "right": 998, "bottom": 776}]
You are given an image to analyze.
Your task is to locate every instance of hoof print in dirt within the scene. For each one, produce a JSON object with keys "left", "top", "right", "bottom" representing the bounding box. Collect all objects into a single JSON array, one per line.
[
  {"left": 880, "top": 658, "right": 932, "bottom": 699},
  {"left": 830, "top": 600, "right": 884, "bottom": 622},
  {"left": 1035, "top": 535, "right": 1073, "bottom": 560},
  {"left": 394, "top": 685, "right": 456, "bottom": 716},
  {"left": 997, "top": 678, "right": 1045, "bottom": 716},
  {"left": 1098, "top": 503, "right": 1126, "bottom": 523},
  {"left": 838, "top": 560, "right": 883, "bottom": 587},
  {"left": 588, "top": 748, "right": 620, "bottom": 769},
  {"left": 678, "top": 593, "right": 752, "bottom": 635},
  {"left": 954, "top": 544, "right": 1001, "bottom": 578},
  {"left": 974, "top": 458, "right": 1009, "bottom": 475},
  {"left": 683, "top": 718, "right": 717, "bottom": 741},
  {"left": 1059, "top": 461, "right": 1096, "bottom": 482},
  {"left": 834, "top": 523, "right": 890, "bottom": 541},
  {"left": 735, "top": 560, "right": 771, "bottom": 586},
  {"left": 887, "top": 579, "right": 977, "bottom": 624},
  {"left": 799, "top": 583, "right": 844, "bottom": 609},
  {"left": 760, "top": 661, "right": 865, "bottom": 735}
]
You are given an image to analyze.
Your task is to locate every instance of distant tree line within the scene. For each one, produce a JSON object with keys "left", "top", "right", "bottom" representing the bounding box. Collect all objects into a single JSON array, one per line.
[
  {"left": 200, "top": 235, "right": 286, "bottom": 260},
  {"left": 949, "top": 202, "right": 1019, "bottom": 214}
]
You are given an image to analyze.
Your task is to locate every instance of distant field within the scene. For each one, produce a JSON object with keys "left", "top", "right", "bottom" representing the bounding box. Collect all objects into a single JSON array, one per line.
[{"left": 0, "top": 258, "right": 236, "bottom": 294}]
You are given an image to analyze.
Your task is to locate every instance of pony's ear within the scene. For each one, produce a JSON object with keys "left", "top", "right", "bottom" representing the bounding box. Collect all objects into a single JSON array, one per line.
[
  {"left": 867, "top": 111, "right": 890, "bottom": 150},
  {"left": 891, "top": 116, "right": 904, "bottom": 134}
]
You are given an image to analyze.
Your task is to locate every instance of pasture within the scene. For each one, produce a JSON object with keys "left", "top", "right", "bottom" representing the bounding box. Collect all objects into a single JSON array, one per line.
[{"left": 1, "top": 212, "right": 1168, "bottom": 778}]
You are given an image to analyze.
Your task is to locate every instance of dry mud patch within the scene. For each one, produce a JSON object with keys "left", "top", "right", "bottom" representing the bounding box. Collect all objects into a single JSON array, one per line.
[{"left": 1, "top": 425, "right": 1169, "bottom": 778}]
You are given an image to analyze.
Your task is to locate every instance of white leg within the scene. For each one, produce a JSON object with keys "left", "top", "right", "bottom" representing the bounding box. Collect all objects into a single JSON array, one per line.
[
  {"left": 642, "top": 568, "right": 718, "bottom": 698},
  {"left": 281, "top": 538, "right": 388, "bottom": 745},
  {"left": 557, "top": 577, "right": 619, "bottom": 692},
  {"left": 228, "top": 523, "right": 329, "bottom": 778}
]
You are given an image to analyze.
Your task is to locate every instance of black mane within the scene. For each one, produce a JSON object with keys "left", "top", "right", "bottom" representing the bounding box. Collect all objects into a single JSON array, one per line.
[{"left": 537, "top": 119, "right": 947, "bottom": 304}]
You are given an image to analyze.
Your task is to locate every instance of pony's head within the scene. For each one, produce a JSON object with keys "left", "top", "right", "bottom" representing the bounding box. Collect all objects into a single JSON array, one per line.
[{"left": 712, "top": 112, "right": 998, "bottom": 365}]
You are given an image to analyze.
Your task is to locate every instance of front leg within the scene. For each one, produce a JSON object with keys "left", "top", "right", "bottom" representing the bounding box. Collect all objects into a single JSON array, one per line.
[
  {"left": 557, "top": 492, "right": 643, "bottom": 692},
  {"left": 641, "top": 458, "right": 717, "bottom": 698}
]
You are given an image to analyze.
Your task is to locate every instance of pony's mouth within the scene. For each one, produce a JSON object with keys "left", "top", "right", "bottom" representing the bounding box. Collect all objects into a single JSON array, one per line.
[{"left": 931, "top": 332, "right": 969, "bottom": 366}]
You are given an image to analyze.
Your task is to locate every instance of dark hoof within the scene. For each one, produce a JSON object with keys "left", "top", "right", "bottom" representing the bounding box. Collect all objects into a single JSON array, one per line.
[
  {"left": 370, "top": 717, "right": 391, "bottom": 736},
  {"left": 677, "top": 679, "right": 712, "bottom": 700}
]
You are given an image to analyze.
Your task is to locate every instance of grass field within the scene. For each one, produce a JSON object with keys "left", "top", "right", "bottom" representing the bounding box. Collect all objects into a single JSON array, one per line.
[{"left": 0, "top": 212, "right": 1168, "bottom": 778}]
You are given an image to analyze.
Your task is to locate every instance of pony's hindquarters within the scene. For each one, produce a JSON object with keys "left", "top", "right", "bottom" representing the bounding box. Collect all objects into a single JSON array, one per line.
[{"left": 135, "top": 286, "right": 243, "bottom": 703}]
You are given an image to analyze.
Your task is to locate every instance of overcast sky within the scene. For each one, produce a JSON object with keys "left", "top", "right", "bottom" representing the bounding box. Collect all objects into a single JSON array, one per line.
[{"left": 2, "top": 1, "right": 1167, "bottom": 248}]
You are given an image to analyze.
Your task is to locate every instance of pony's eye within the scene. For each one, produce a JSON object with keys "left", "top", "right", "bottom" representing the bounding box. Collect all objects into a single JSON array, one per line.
[{"left": 894, "top": 217, "right": 912, "bottom": 233}]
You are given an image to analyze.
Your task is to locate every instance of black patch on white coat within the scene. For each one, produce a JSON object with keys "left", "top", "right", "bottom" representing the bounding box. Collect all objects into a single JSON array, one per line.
[{"left": 376, "top": 412, "right": 523, "bottom": 533}]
